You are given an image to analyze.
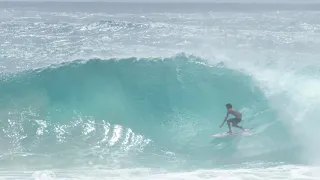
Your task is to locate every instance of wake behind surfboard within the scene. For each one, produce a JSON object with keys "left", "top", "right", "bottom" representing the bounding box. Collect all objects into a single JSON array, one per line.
[{"left": 212, "top": 128, "right": 253, "bottom": 138}]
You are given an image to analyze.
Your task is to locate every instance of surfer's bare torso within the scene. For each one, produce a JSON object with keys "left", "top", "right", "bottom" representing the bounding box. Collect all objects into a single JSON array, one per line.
[{"left": 227, "top": 109, "right": 242, "bottom": 118}]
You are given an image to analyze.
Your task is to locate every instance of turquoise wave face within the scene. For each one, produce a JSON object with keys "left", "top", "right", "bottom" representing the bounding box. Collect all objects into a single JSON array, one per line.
[{"left": 0, "top": 55, "right": 301, "bottom": 170}]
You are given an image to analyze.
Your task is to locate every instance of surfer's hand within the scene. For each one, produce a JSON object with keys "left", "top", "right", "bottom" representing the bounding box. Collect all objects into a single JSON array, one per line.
[{"left": 219, "top": 125, "right": 222, "bottom": 128}]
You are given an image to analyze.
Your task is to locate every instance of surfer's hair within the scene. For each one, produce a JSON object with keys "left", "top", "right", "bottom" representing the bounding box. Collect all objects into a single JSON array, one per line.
[{"left": 226, "top": 103, "right": 232, "bottom": 109}]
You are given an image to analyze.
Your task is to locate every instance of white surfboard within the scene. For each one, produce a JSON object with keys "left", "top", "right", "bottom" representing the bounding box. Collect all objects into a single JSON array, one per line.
[{"left": 211, "top": 128, "right": 253, "bottom": 138}]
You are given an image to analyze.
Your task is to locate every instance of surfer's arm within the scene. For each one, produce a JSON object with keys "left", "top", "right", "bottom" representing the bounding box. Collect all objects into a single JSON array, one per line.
[{"left": 220, "top": 112, "right": 229, "bottom": 127}]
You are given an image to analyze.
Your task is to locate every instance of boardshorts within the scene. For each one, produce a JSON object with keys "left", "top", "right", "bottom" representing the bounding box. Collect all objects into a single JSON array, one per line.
[{"left": 228, "top": 118, "right": 241, "bottom": 124}]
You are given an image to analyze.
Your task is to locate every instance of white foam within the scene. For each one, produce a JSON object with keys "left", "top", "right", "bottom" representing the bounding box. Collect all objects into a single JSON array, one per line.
[{"left": 1, "top": 165, "right": 315, "bottom": 180}]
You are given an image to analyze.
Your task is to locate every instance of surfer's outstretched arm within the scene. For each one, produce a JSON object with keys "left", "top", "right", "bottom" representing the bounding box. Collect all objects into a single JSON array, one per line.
[{"left": 220, "top": 112, "right": 229, "bottom": 128}]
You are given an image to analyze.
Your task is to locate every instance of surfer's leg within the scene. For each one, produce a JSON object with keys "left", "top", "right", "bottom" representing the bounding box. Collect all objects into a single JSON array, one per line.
[
  {"left": 232, "top": 124, "right": 244, "bottom": 130},
  {"left": 226, "top": 120, "right": 232, "bottom": 133},
  {"left": 231, "top": 118, "right": 244, "bottom": 130}
]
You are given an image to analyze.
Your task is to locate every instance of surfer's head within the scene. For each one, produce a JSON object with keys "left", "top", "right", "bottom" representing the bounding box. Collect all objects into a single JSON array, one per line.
[{"left": 226, "top": 103, "right": 232, "bottom": 109}]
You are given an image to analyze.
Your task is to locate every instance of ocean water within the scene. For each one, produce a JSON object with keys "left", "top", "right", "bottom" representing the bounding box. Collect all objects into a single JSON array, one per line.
[{"left": 1, "top": 1, "right": 320, "bottom": 180}]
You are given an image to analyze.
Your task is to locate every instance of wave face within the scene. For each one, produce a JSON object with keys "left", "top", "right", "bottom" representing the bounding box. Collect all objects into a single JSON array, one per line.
[{"left": 0, "top": 55, "right": 302, "bottom": 170}]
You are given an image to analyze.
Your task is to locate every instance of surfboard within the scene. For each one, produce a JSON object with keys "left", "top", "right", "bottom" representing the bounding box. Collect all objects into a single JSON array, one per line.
[{"left": 211, "top": 128, "right": 253, "bottom": 138}]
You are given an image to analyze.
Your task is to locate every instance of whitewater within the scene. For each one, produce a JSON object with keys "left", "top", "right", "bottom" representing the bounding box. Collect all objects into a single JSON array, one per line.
[{"left": 1, "top": 1, "right": 320, "bottom": 180}]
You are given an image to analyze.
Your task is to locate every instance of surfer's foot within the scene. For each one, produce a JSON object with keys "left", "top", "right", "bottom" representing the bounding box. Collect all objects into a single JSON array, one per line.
[{"left": 227, "top": 131, "right": 232, "bottom": 134}]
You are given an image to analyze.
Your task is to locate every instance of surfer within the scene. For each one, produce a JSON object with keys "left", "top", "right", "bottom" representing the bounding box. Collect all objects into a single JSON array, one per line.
[{"left": 219, "top": 103, "right": 244, "bottom": 134}]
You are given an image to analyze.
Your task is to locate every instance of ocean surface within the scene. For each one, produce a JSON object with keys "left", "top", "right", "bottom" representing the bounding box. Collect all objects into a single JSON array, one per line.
[{"left": 1, "top": 1, "right": 320, "bottom": 179}]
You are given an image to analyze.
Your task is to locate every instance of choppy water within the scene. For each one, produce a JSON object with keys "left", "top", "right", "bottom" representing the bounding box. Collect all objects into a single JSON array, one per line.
[{"left": 1, "top": 2, "right": 320, "bottom": 180}]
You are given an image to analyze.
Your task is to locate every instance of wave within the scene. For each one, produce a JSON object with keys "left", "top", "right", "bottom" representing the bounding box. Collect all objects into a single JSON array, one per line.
[{"left": 0, "top": 54, "right": 303, "bottom": 170}]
